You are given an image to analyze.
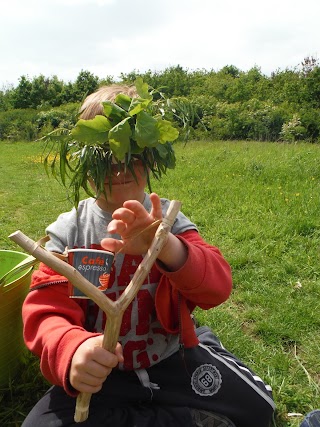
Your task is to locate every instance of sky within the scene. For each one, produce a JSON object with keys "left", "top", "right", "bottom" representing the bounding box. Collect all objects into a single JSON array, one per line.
[{"left": 1, "top": 0, "right": 319, "bottom": 88}]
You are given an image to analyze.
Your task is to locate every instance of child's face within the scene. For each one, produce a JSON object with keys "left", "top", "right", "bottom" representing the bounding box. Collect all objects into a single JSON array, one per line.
[{"left": 92, "top": 160, "right": 148, "bottom": 211}]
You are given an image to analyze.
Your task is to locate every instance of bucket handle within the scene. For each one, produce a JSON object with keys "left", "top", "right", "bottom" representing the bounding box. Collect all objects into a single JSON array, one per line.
[{"left": 0, "top": 255, "right": 38, "bottom": 287}]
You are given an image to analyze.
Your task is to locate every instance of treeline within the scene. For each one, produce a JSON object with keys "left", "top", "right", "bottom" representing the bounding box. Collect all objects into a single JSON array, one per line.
[{"left": 1, "top": 57, "right": 320, "bottom": 142}]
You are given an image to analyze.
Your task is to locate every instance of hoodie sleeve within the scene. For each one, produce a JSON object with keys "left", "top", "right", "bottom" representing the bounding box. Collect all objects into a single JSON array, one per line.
[
  {"left": 155, "top": 230, "right": 232, "bottom": 345},
  {"left": 22, "top": 264, "right": 100, "bottom": 396},
  {"left": 156, "top": 229, "right": 232, "bottom": 308}
]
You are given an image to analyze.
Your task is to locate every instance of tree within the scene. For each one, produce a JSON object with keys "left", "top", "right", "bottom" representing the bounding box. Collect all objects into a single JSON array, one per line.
[
  {"left": 303, "top": 66, "right": 320, "bottom": 108},
  {"left": 119, "top": 70, "right": 141, "bottom": 84},
  {"left": 269, "top": 69, "right": 302, "bottom": 105},
  {"left": 219, "top": 65, "right": 241, "bottom": 78},
  {"left": 12, "top": 76, "right": 33, "bottom": 109},
  {"left": 140, "top": 66, "right": 191, "bottom": 98},
  {"left": 11, "top": 75, "right": 67, "bottom": 109},
  {"left": 225, "top": 66, "right": 268, "bottom": 103},
  {"left": 301, "top": 56, "right": 318, "bottom": 77},
  {"left": 158, "top": 65, "right": 191, "bottom": 97},
  {"left": 0, "top": 84, "right": 14, "bottom": 111},
  {"left": 30, "top": 75, "right": 49, "bottom": 107},
  {"left": 73, "top": 70, "right": 99, "bottom": 102}
]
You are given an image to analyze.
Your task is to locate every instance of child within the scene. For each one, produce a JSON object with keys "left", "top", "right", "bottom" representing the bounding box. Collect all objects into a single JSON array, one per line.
[
  {"left": 300, "top": 410, "right": 320, "bottom": 427},
  {"left": 21, "top": 83, "right": 275, "bottom": 427}
]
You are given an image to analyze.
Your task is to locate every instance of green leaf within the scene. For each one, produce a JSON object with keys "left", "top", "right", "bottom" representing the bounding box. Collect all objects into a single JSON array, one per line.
[
  {"left": 130, "top": 140, "right": 144, "bottom": 154},
  {"left": 155, "top": 143, "right": 176, "bottom": 169},
  {"left": 154, "top": 143, "right": 169, "bottom": 159},
  {"left": 129, "top": 98, "right": 152, "bottom": 116},
  {"left": 102, "top": 101, "right": 129, "bottom": 124},
  {"left": 71, "top": 115, "right": 112, "bottom": 144},
  {"left": 135, "top": 77, "right": 152, "bottom": 100},
  {"left": 114, "top": 94, "right": 132, "bottom": 112},
  {"left": 156, "top": 119, "right": 179, "bottom": 143},
  {"left": 135, "top": 111, "right": 160, "bottom": 147},
  {"left": 108, "top": 117, "right": 132, "bottom": 160}
]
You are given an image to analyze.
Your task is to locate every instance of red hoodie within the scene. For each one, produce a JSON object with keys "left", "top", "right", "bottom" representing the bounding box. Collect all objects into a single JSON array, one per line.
[{"left": 22, "top": 230, "right": 232, "bottom": 396}]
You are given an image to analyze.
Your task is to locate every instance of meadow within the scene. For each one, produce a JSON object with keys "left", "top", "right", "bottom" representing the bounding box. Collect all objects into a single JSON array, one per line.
[{"left": 0, "top": 139, "right": 319, "bottom": 426}]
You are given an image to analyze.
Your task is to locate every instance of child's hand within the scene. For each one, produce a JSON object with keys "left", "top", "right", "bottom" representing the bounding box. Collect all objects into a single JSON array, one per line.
[
  {"left": 69, "top": 335, "right": 123, "bottom": 394},
  {"left": 101, "top": 192, "right": 163, "bottom": 256}
]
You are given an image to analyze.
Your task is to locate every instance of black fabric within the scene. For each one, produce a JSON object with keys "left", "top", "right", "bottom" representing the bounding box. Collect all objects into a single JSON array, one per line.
[
  {"left": 21, "top": 379, "right": 194, "bottom": 427},
  {"left": 22, "top": 327, "right": 275, "bottom": 427},
  {"left": 143, "top": 327, "right": 274, "bottom": 427}
]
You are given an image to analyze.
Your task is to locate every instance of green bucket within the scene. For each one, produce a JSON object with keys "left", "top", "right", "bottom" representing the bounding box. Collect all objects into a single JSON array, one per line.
[{"left": 0, "top": 250, "right": 33, "bottom": 387}]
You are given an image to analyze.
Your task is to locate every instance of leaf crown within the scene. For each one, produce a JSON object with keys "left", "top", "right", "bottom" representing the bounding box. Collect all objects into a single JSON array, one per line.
[{"left": 42, "top": 78, "right": 179, "bottom": 207}]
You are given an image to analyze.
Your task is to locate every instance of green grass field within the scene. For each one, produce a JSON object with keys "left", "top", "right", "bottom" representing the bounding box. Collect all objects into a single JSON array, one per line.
[{"left": 0, "top": 140, "right": 319, "bottom": 426}]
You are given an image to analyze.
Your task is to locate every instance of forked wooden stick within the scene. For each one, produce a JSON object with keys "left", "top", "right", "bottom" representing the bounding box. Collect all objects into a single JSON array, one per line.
[{"left": 9, "top": 199, "right": 181, "bottom": 423}]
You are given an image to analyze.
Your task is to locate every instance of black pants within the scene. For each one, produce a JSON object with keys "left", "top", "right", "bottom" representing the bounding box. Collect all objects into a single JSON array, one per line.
[{"left": 22, "top": 327, "right": 275, "bottom": 427}]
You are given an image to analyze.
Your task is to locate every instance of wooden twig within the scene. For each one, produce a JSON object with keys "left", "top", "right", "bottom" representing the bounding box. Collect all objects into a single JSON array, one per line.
[{"left": 9, "top": 199, "right": 181, "bottom": 422}]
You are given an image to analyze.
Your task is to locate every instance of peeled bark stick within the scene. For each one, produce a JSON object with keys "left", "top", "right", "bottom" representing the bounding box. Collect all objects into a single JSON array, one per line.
[{"left": 9, "top": 199, "right": 181, "bottom": 423}]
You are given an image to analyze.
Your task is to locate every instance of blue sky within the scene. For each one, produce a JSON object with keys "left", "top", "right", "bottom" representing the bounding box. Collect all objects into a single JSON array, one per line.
[{"left": 1, "top": 0, "right": 319, "bottom": 87}]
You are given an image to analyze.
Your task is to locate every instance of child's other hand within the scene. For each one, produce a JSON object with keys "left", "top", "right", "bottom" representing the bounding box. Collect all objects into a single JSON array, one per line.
[
  {"left": 69, "top": 335, "right": 123, "bottom": 394},
  {"left": 101, "top": 192, "right": 163, "bottom": 255}
]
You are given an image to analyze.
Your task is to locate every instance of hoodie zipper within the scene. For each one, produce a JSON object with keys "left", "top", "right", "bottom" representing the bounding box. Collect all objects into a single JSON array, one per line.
[{"left": 29, "top": 279, "right": 68, "bottom": 292}]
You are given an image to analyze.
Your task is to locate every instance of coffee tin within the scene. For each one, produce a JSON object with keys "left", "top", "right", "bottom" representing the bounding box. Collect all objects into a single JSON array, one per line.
[{"left": 68, "top": 249, "right": 114, "bottom": 298}]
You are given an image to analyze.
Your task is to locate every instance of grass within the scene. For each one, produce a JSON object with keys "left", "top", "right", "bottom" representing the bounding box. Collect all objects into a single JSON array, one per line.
[{"left": 0, "top": 139, "right": 320, "bottom": 426}]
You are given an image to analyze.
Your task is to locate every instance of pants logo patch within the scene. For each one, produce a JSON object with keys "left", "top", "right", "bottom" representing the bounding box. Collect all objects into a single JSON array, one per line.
[{"left": 191, "top": 364, "right": 222, "bottom": 396}]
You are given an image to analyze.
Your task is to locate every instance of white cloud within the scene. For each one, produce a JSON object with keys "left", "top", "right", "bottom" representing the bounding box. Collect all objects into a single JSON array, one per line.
[
  {"left": 54, "top": 0, "right": 115, "bottom": 5},
  {"left": 0, "top": 0, "right": 320, "bottom": 86}
]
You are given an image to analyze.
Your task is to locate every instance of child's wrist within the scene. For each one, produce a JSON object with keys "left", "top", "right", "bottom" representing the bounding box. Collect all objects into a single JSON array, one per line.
[
  {"left": 158, "top": 232, "right": 172, "bottom": 257},
  {"left": 157, "top": 234, "right": 188, "bottom": 272}
]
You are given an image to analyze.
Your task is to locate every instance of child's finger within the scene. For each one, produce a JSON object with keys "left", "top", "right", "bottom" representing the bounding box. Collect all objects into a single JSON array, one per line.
[
  {"left": 101, "top": 237, "right": 124, "bottom": 253},
  {"left": 107, "top": 219, "right": 127, "bottom": 234},
  {"left": 122, "top": 200, "right": 151, "bottom": 220},
  {"left": 149, "top": 193, "right": 162, "bottom": 220},
  {"left": 111, "top": 207, "right": 136, "bottom": 225},
  {"left": 114, "top": 342, "right": 124, "bottom": 363},
  {"left": 123, "top": 195, "right": 162, "bottom": 222}
]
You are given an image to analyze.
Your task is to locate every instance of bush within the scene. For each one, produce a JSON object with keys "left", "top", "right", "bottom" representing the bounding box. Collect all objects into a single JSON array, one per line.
[
  {"left": 280, "top": 114, "right": 307, "bottom": 142},
  {"left": 36, "top": 103, "right": 79, "bottom": 137},
  {"left": 0, "top": 103, "right": 79, "bottom": 141},
  {"left": 242, "top": 100, "right": 286, "bottom": 141},
  {"left": 0, "top": 109, "right": 38, "bottom": 141},
  {"left": 192, "top": 98, "right": 292, "bottom": 142},
  {"left": 299, "top": 108, "right": 320, "bottom": 141}
]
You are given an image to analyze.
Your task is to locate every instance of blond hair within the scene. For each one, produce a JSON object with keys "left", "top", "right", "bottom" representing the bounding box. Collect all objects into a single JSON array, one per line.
[{"left": 79, "top": 84, "right": 138, "bottom": 119}]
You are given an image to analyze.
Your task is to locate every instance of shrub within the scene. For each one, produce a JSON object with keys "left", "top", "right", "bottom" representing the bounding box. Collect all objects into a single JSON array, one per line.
[
  {"left": 299, "top": 108, "right": 320, "bottom": 141},
  {"left": 280, "top": 114, "right": 307, "bottom": 142},
  {"left": 0, "top": 104, "right": 79, "bottom": 141},
  {"left": 35, "top": 103, "right": 79, "bottom": 137},
  {"left": 0, "top": 109, "right": 38, "bottom": 141}
]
